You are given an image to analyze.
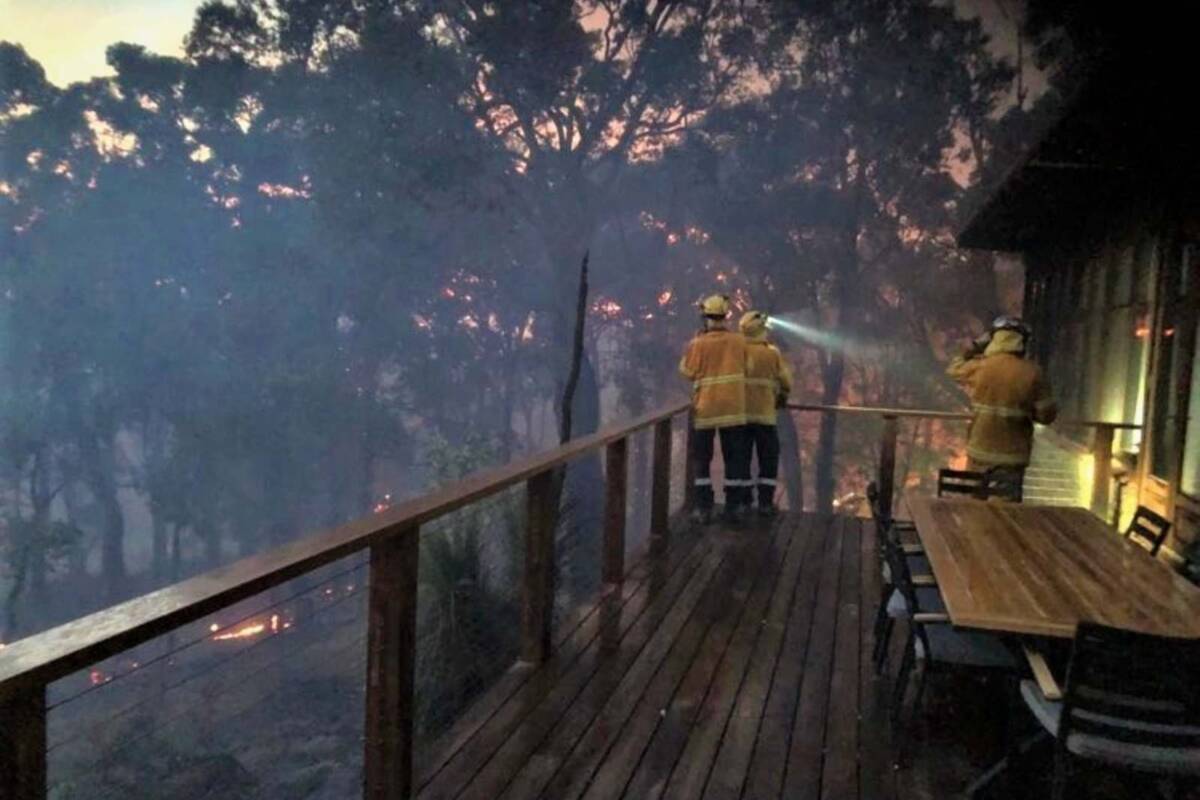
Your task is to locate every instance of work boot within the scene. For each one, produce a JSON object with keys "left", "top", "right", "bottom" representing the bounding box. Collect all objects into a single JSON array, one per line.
[
  {"left": 690, "top": 506, "right": 713, "bottom": 525},
  {"left": 757, "top": 502, "right": 778, "bottom": 518},
  {"left": 720, "top": 502, "right": 744, "bottom": 525}
]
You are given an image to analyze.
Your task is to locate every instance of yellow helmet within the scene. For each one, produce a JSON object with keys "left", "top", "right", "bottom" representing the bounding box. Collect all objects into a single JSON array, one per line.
[
  {"left": 739, "top": 310, "right": 768, "bottom": 338},
  {"left": 699, "top": 294, "right": 731, "bottom": 318}
]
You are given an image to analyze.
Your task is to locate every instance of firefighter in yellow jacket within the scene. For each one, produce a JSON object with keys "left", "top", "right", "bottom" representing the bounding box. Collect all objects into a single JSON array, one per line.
[
  {"left": 740, "top": 311, "right": 793, "bottom": 516},
  {"left": 679, "top": 295, "right": 752, "bottom": 523},
  {"left": 946, "top": 316, "right": 1058, "bottom": 488}
]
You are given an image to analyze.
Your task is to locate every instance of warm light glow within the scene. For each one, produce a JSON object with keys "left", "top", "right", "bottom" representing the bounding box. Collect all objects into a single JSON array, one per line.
[
  {"left": 213, "top": 622, "right": 267, "bottom": 641},
  {"left": 657, "top": 290, "right": 673, "bottom": 306},
  {"left": 592, "top": 299, "right": 623, "bottom": 319}
]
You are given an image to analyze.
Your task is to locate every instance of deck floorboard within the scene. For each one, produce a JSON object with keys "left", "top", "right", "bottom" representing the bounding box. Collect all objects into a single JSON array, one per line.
[{"left": 416, "top": 511, "right": 1027, "bottom": 800}]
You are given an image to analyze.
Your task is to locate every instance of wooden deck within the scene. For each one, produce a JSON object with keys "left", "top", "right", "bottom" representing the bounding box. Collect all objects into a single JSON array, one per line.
[{"left": 413, "top": 511, "right": 1007, "bottom": 800}]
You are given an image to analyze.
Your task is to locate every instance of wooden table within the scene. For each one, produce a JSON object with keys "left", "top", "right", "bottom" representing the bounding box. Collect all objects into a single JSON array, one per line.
[{"left": 906, "top": 495, "right": 1200, "bottom": 639}]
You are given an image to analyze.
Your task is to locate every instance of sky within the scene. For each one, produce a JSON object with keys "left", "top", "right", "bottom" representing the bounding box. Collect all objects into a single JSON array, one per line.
[
  {"left": 0, "top": 0, "right": 197, "bottom": 87},
  {"left": 3, "top": 0, "right": 1045, "bottom": 96}
]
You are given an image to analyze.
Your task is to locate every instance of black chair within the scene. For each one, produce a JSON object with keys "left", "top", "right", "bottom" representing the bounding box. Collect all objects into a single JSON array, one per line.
[
  {"left": 866, "top": 483, "right": 937, "bottom": 673},
  {"left": 1125, "top": 506, "right": 1172, "bottom": 557},
  {"left": 886, "top": 534, "right": 1017, "bottom": 753},
  {"left": 937, "top": 467, "right": 1024, "bottom": 503},
  {"left": 937, "top": 468, "right": 988, "bottom": 499},
  {"left": 1019, "top": 622, "right": 1200, "bottom": 799},
  {"left": 984, "top": 468, "right": 1025, "bottom": 503}
]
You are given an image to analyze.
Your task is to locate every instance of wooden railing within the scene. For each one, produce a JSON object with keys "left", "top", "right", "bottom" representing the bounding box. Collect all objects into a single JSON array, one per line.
[
  {"left": 0, "top": 398, "right": 1139, "bottom": 799},
  {"left": 0, "top": 401, "right": 691, "bottom": 800},
  {"left": 786, "top": 403, "right": 1141, "bottom": 522}
]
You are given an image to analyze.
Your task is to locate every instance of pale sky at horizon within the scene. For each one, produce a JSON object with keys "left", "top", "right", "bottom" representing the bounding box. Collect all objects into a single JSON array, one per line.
[
  {"left": 1, "top": 0, "right": 1044, "bottom": 100},
  {"left": 1, "top": 0, "right": 197, "bottom": 86}
]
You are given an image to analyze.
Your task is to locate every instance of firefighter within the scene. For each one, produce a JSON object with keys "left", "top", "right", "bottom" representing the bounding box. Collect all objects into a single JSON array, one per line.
[
  {"left": 739, "top": 310, "right": 793, "bottom": 516},
  {"left": 946, "top": 316, "right": 1058, "bottom": 490},
  {"left": 679, "top": 294, "right": 752, "bottom": 524}
]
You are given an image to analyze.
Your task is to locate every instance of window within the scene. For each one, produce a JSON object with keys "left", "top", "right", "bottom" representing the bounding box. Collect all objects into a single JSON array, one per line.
[
  {"left": 1151, "top": 243, "right": 1199, "bottom": 481},
  {"left": 1182, "top": 318, "right": 1200, "bottom": 497}
]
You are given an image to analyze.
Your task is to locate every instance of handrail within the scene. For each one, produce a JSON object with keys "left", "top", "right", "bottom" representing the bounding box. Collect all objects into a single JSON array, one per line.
[
  {"left": 0, "top": 399, "right": 690, "bottom": 800},
  {"left": 0, "top": 400, "right": 687, "bottom": 693},
  {"left": 786, "top": 403, "right": 1142, "bottom": 429},
  {"left": 784, "top": 403, "right": 1139, "bottom": 522}
]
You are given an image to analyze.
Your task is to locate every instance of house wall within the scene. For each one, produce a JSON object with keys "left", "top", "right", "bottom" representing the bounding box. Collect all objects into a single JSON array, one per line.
[{"left": 1022, "top": 200, "right": 1200, "bottom": 555}]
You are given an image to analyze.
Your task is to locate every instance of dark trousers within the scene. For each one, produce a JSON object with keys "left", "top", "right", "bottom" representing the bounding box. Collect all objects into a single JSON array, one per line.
[
  {"left": 693, "top": 426, "right": 752, "bottom": 510},
  {"left": 747, "top": 423, "right": 780, "bottom": 507}
]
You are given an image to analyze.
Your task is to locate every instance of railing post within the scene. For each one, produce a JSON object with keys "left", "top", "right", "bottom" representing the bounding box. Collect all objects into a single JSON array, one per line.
[
  {"left": 878, "top": 414, "right": 899, "bottom": 521},
  {"left": 521, "top": 470, "right": 557, "bottom": 663},
  {"left": 651, "top": 418, "right": 673, "bottom": 547},
  {"left": 0, "top": 685, "right": 47, "bottom": 800},
  {"left": 604, "top": 437, "right": 628, "bottom": 584},
  {"left": 683, "top": 410, "right": 697, "bottom": 511},
  {"left": 1091, "top": 423, "right": 1115, "bottom": 522},
  {"left": 364, "top": 523, "right": 419, "bottom": 800}
]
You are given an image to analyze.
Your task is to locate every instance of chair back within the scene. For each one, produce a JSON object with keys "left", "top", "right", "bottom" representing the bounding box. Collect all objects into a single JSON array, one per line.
[
  {"left": 984, "top": 469, "right": 1025, "bottom": 503},
  {"left": 1060, "top": 622, "right": 1200, "bottom": 750},
  {"left": 881, "top": 531, "right": 933, "bottom": 653},
  {"left": 1125, "top": 506, "right": 1172, "bottom": 557},
  {"left": 937, "top": 468, "right": 987, "bottom": 499}
]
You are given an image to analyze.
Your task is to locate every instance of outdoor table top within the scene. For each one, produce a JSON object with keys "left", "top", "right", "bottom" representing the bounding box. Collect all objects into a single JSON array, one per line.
[{"left": 904, "top": 494, "right": 1200, "bottom": 639}]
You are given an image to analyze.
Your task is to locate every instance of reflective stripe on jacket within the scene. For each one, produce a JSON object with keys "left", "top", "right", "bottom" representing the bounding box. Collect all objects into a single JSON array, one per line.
[
  {"left": 744, "top": 339, "right": 793, "bottom": 425},
  {"left": 679, "top": 328, "right": 747, "bottom": 429},
  {"left": 946, "top": 351, "right": 1058, "bottom": 467}
]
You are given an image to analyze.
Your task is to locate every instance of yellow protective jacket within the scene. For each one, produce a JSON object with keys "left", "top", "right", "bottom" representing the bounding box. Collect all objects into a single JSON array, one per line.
[
  {"left": 679, "top": 327, "right": 747, "bottom": 429},
  {"left": 744, "top": 338, "right": 793, "bottom": 425},
  {"left": 946, "top": 331, "right": 1058, "bottom": 467}
]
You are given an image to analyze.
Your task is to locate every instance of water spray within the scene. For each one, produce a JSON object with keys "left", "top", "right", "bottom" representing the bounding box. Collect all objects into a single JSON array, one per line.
[{"left": 765, "top": 310, "right": 848, "bottom": 352}]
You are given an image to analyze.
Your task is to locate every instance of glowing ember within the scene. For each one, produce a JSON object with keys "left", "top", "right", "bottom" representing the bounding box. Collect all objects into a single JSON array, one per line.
[
  {"left": 213, "top": 622, "right": 266, "bottom": 641},
  {"left": 270, "top": 614, "right": 280, "bottom": 633},
  {"left": 593, "top": 299, "right": 623, "bottom": 319},
  {"left": 657, "top": 290, "right": 673, "bottom": 306},
  {"left": 89, "top": 669, "right": 110, "bottom": 686},
  {"left": 209, "top": 623, "right": 220, "bottom": 633},
  {"left": 373, "top": 493, "right": 393, "bottom": 513}
]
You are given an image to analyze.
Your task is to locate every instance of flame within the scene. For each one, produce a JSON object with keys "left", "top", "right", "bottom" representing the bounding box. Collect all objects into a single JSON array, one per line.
[
  {"left": 593, "top": 299, "right": 623, "bottom": 319},
  {"left": 213, "top": 622, "right": 267, "bottom": 641}
]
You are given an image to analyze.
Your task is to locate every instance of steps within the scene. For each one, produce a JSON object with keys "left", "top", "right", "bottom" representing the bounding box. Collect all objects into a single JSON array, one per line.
[{"left": 1025, "top": 431, "right": 1086, "bottom": 507}]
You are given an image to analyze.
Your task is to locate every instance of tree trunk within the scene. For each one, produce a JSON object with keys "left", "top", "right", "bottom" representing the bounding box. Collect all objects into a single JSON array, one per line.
[
  {"left": 78, "top": 430, "right": 127, "bottom": 602},
  {"left": 29, "top": 451, "right": 51, "bottom": 606},
  {"left": 61, "top": 481, "right": 91, "bottom": 581},
  {"left": 201, "top": 516, "right": 221, "bottom": 569},
  {"left": 777, "top": 408, "right": 805, "bottom": 512},
  {"left": 814, "top": 350, "right": 846, "bottom": 514},
  {"left": 151, "top": 513, "right": 168, "bottom": 581}
]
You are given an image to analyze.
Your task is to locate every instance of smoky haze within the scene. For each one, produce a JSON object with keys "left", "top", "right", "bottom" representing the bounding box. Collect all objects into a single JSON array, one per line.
[{"left": 0, "top": 1, "right": 1071, "bottom": 796}]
